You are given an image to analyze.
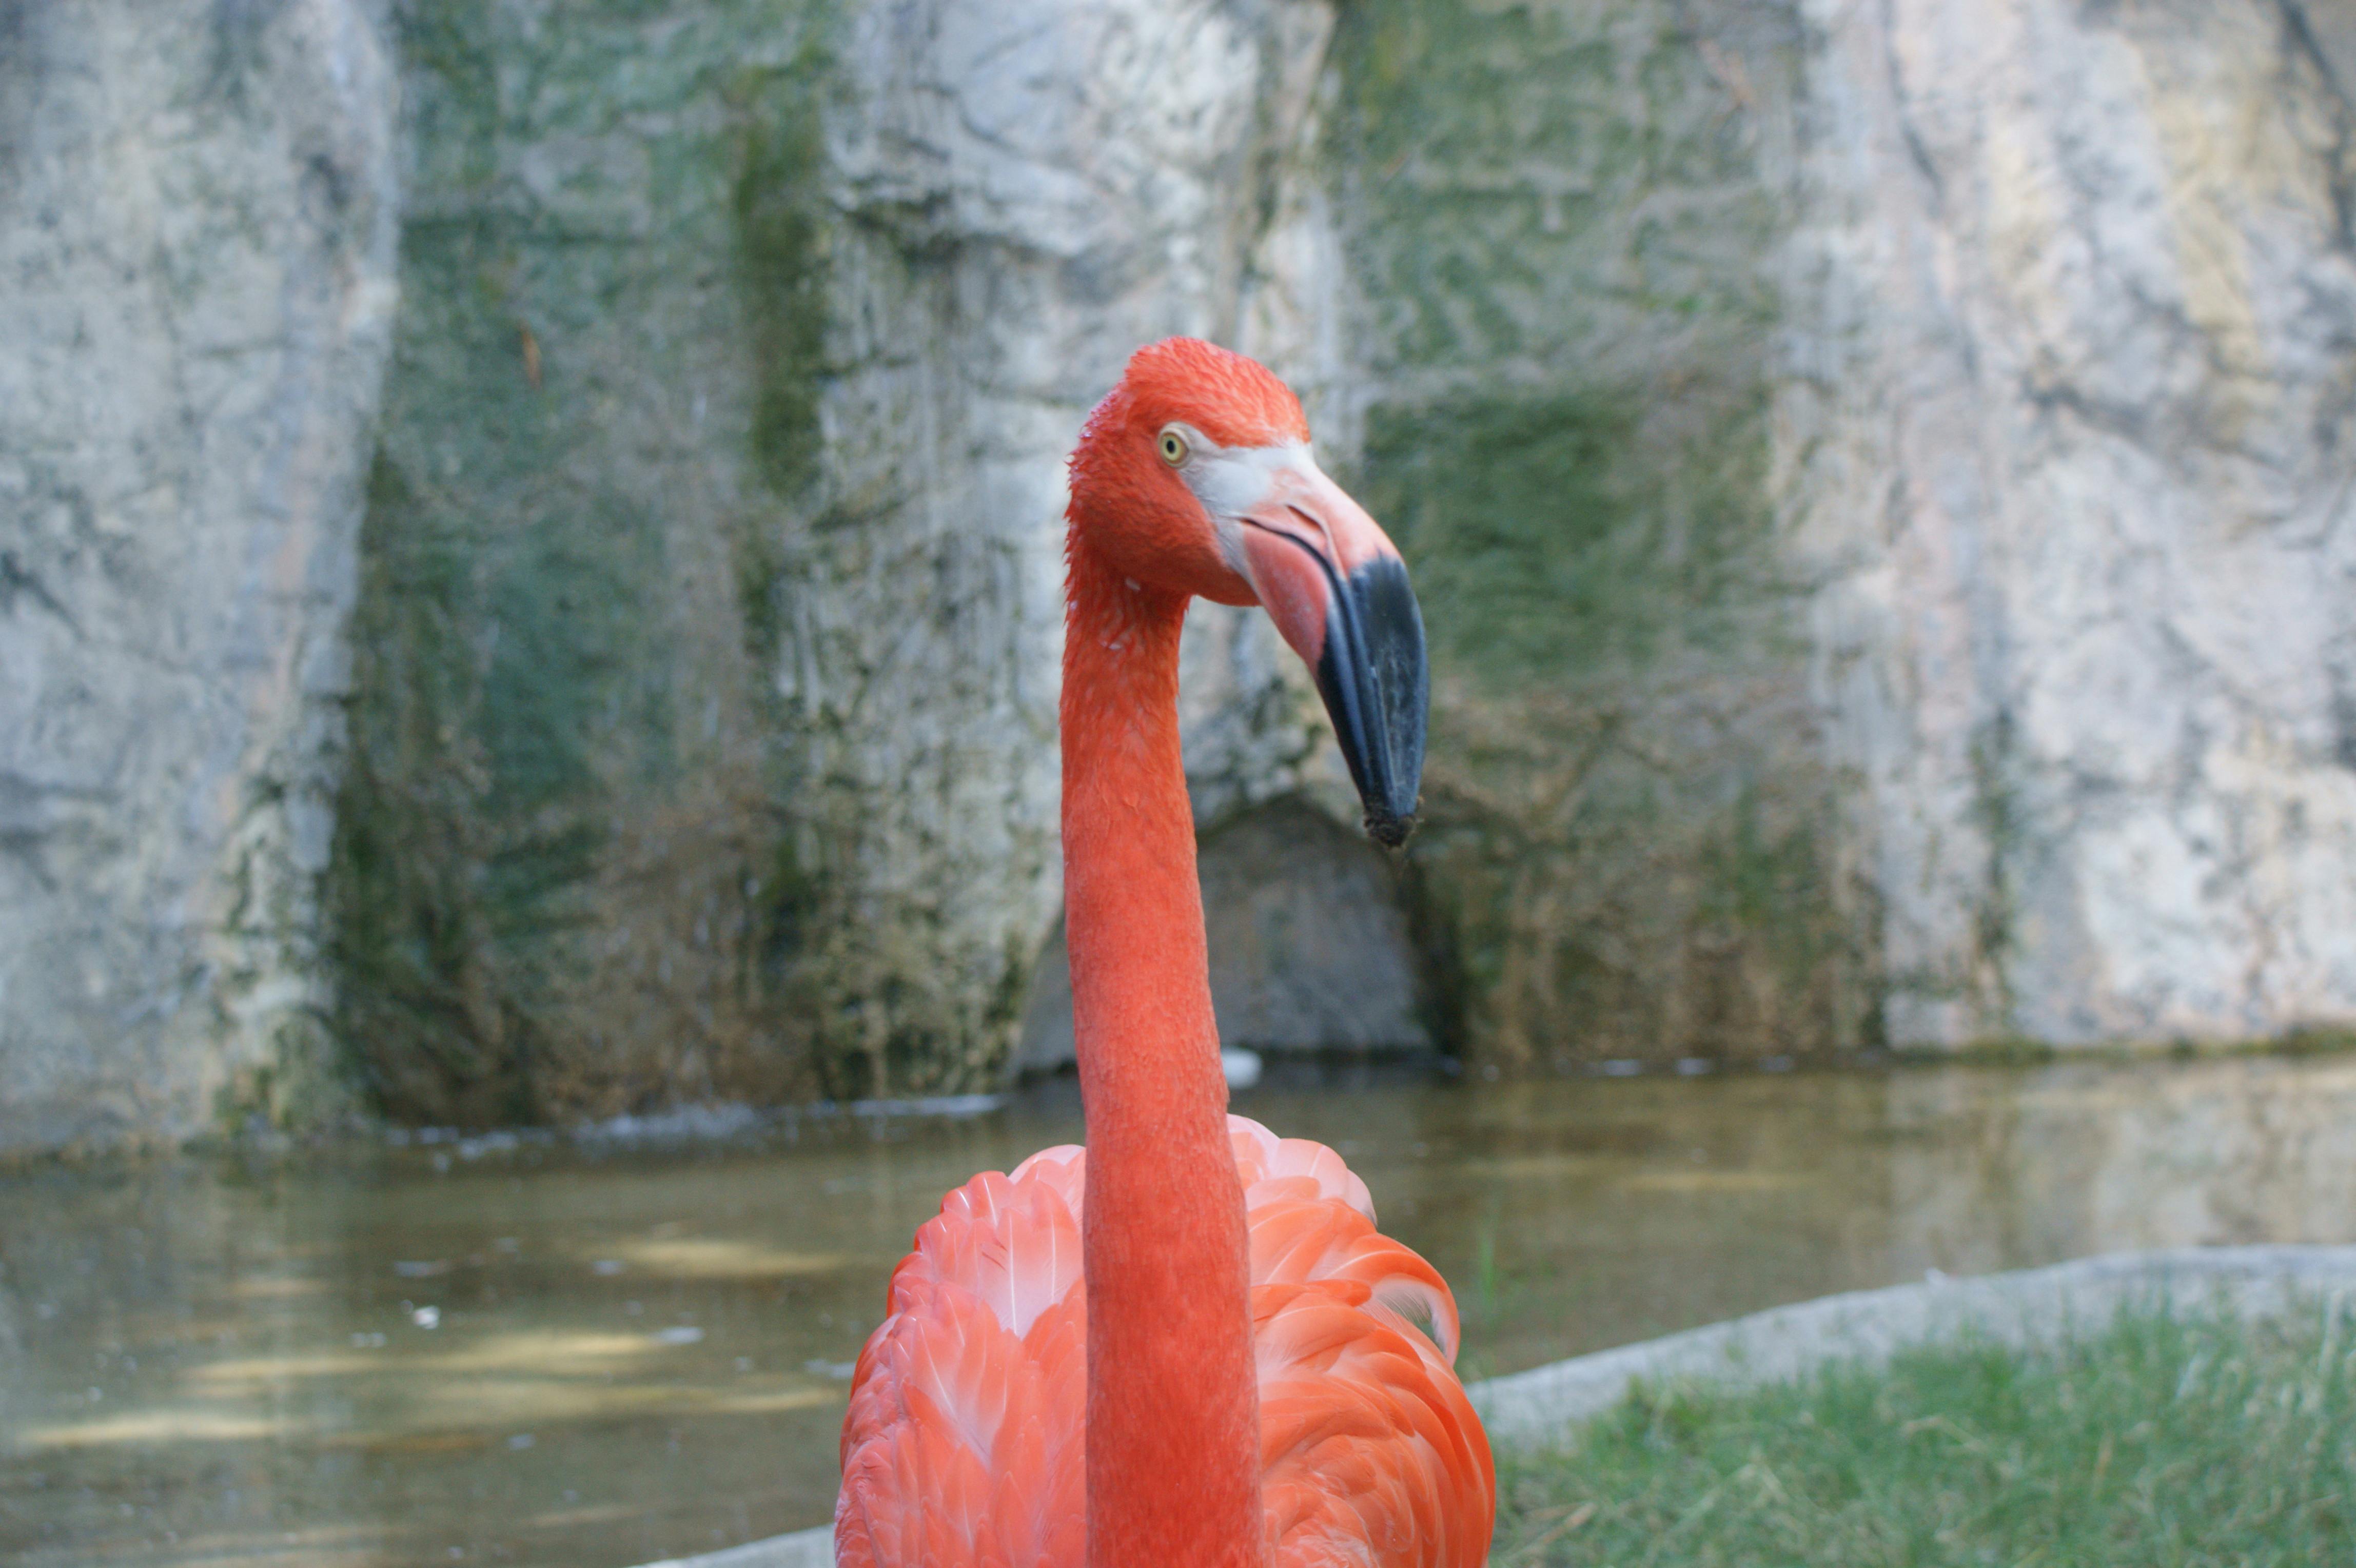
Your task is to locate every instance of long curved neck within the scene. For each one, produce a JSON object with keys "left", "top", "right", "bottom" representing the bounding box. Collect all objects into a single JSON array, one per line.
[{"left": 1062, "top": 537, "right": 1262, "bottom": 1568}]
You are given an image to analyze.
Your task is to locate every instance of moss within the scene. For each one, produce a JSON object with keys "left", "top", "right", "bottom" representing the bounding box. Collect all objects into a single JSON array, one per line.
[
  {"left": 1962, "top": 709, "right": 2024, "bottom": 1027},
  {"left": 733, "top": 58, "right": 832, "bottom": 501},
  {"left": 329, "top": 449, "right": 520, "bottom": 1121},
  {"left": 1359, "top": 387, "right": 1779, "bottom": 687},
  {"left": 724, "top": 49, "right": 832, "bottom": 672},
  {"left": 397, "top": 1, "right": 498, "bottom": 140},
  {"left": 1329, "top": 0, "right": 1782, "bottom": 381},
  {"left": 1944, "top": 1034, "right": 2062, "bottom": 1068},
  {"left": 328, "top": 0, "right": 837, "bottom": 1125},
  {"left": 1693, "top": 784, "right": 1862, "bottom": 1042},
  {"left": 2261, "top": 1025, "right": 2356, "bottom": 1057},
  {"left": 1328, "top": 0, "right": 1866, "bottom": 1069}
]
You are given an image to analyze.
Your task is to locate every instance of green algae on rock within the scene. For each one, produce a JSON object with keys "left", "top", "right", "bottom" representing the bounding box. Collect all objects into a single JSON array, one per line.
[
  {"left": 331, "top": 0, "right": 839, "bottom": 1123},
  {"left": 1330, "top": 0, "right": 1872, "bottom": 1070}
]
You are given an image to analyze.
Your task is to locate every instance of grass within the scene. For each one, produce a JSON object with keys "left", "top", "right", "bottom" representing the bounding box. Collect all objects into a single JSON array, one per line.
[{"left": 1494, "top": 1303, "right": 2356, "bottom": 1566}]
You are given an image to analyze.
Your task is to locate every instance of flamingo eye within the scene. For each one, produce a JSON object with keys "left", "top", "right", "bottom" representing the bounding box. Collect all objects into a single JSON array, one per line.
[{"left": 1157, "top": 429, "right": 1189, "bottom": 466}]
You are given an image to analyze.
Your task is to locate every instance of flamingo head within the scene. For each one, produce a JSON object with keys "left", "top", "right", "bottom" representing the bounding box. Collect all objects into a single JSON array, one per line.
[{"left": 1069, "top": 338, "right": 1428, "bottom": 846}]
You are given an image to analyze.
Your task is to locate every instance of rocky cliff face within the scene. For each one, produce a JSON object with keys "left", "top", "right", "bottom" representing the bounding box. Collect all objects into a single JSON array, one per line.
[
  {"left": 1328, "top": 0, "right": 1870, "bottom": 1070},
  {"left": 331, "top": 0, "right": 1341, "bottom": 1120},
  {"left": 8, "top": 0, "right": 2356, "bottom": 1148},
  {"left": 0, "top": 0, "right": 399, "bottom": 1149},
  {"left": 1790, "top": 0, "right": 2356, "bottom": 1044},
  {"left": 331, "top": 0, "right": 839, "bottom": 1124}
]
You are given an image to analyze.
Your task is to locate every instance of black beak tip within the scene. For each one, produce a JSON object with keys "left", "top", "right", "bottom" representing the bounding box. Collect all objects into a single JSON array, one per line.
[{"left": 1317, "top": 555, "right": 1429, "bottom": 853}]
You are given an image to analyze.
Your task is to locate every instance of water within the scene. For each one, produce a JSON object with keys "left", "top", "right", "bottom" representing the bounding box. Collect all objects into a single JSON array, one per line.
[{"left": 8, "top": 1054, "right": 2356, "bottom": 1566}]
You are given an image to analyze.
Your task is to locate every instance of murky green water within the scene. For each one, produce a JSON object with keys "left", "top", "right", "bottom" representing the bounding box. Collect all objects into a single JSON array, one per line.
[{"left": 7, "top": 1055, "right": 2356, "bottom": 1566}]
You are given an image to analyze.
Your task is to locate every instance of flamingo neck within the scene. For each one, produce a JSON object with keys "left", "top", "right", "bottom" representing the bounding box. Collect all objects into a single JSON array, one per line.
[{"left": 1061, "top": 537, "right": 1262, "bottom": 1568}]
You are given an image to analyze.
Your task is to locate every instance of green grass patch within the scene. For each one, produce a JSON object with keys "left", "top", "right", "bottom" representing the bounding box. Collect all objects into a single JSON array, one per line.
[{"left": 1496, "top": 1304, "right": 2356, "bottom": 1565}]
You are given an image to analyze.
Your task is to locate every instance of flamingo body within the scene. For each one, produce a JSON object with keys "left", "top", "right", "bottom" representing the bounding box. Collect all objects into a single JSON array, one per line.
[
  {"left": 833, "top": 338, "right": 1493, "bottom": 1567},
  {"left": 836, "top": 1116, "right": 1494, "bottom": 1567}
]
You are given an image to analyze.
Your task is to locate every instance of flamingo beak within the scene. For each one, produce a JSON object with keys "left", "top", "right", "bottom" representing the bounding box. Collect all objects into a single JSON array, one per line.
[{"left": 1236, "top": 460, "right": 1429, "bottom": 847}]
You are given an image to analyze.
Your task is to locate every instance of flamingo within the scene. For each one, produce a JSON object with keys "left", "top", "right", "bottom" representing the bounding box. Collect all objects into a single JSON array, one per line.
[{"left": 835, "top": 339, "right": 1496, "bottom": 1568}]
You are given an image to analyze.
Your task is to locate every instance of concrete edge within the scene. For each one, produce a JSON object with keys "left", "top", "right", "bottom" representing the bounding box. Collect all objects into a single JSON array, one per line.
[
  {"left": 1474, "top": 1243, "right": 2356, "bottom": 1444},
  {"left": 638, "top": 1244, "right": 2356, "bottom": 1568}
]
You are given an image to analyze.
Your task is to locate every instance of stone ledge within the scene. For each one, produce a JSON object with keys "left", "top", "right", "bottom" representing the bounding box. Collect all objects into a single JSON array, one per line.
[
  {"left": 1475, "top": 1244, "right": 2356, "bottom": 1445},
  {"left": 637, "top": 1245, "right": 2356, "bottom": 1568}
]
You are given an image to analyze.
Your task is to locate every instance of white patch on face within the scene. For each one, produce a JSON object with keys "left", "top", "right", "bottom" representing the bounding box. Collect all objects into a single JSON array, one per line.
[{"left": 1162, "top": 425, "right": 1323, "bottom": 574}]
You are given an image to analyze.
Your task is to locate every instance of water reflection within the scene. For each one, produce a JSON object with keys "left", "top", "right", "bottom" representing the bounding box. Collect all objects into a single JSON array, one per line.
[{"left": 6, "top": 1056, "right": 2356, "bottom": 1565}]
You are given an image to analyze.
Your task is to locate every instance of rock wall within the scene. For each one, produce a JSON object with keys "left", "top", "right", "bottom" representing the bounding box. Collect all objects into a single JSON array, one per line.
[
  {"left": 782, "top": 0, "right": 1344, "bottom": 1094},
  {"left": 10, "top": 0, "right": 2356, "bottom": 1147},
  {"left": 331, "top": 0, "right": 1342, "bottom": 1120},
  {"left": 1016, "top": 798, "right": 1430, "bottom": 1077},
  {"left": 1789, "top": 0, "right": 2356, "bottom": 1045},
  {"left": 1326, "top": 0, "right": 1874, "bottom": 1070},
  {"left": 331, "top": 0, "right": 840, "bottom": 1123},
  {"left": 0, "top": 0, "right": 399, "bottom": 1151}
]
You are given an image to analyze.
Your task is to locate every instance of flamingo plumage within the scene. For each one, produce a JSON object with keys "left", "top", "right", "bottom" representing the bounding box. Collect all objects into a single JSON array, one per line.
[{"left": 835, "top": 339, "right": 1496, "bottom": 1568}]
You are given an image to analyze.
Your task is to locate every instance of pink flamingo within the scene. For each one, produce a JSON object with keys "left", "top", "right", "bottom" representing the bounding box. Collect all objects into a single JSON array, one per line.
[{"left": 835, "top": 339, "right": 1495, "bottom": 1568}]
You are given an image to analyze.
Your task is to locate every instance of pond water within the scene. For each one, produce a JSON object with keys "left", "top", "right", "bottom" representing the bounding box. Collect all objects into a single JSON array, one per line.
[{"left": 7, "top": 1054, "right": 2356, "bottom": 1567}]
